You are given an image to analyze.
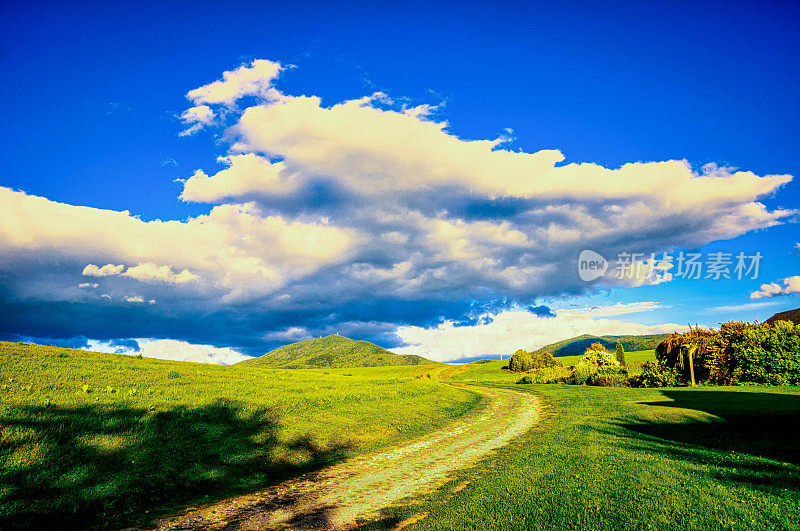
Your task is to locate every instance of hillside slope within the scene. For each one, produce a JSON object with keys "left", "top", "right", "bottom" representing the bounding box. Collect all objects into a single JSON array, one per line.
[
  {"left": 532, "top": 333, "right": 670, "bottom": 357},
  {"left": 237, "top": 335, "right": 436, "bottom": 368},
  {"left": 766, "top": 308, "right": 800, "bottom": 325}
]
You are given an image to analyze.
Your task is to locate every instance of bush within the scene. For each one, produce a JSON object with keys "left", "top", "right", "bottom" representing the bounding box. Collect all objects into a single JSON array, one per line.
[
  {"left": 530, "top": 350, "right": 562, "bottom": 369},
  {"left": 523, "top": 366, "right": 573, "bottom": 384},
  {"left": 656, "top": 326, "right": 719, "bottom": 384},
  {"left": 629, "top": 361, "right": 679, "bottom": 388},
  {"left": 580, "top": 342, "right": 619, "bottom": 368},
  {"left": 656, "top": 321, "right": 800, "bottom": 386},
  {"left": 168, "top": 370, "right": 181, "bottom": 379},
  {"left": 517, "top": 376, "right": 533, "bottom": 384},
  {"left": 588, "top": 372, "right": 630, "bottom": 387},
  {"left": 508, "top": 349, "right": 534, "bottom": 372},
  {"left": 569, "top": 362, "right": 594, "bottom": 385},
  {"left": 731, "top": 320, "right": 800, "bottom": 385}
]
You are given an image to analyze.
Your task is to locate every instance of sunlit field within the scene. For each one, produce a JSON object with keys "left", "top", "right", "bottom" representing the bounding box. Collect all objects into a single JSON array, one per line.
[
  {"left": 364, "top": 364, "right": 800, "bottom": 530},
  {"left": 0, "top": 342, "right": 481, "bottom": 529}
]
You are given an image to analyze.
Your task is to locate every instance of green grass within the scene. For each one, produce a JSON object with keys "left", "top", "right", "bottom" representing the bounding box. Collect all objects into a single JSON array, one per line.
[
  {"left": 238, "top": 334, "right": 436, "bottom": 368},
  {"left": 0, "top": 341, "right": 481, "bottom": 530},
  {"left": 554, "top": 349, "right": 656, "bottom": 371},
  {"left": 365, "top": 363, "right": 800, "bottom": 530}
]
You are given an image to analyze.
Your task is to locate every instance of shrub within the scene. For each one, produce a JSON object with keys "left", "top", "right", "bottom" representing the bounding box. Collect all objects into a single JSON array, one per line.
[
  {"left": 168, "top": 370, "right": 181, "bottom": 379},
  {"left": 656, "top": 321, "right": 800, "bottom": 386},
  {"left": 580, "top": 342, "right": 619, "bottom": 368},
  {"left": 629, "top": 361, "right": 679, "bottom": 388},
  {"left": 588, "top": 372, "right": 630, "bottom": 387},
  {"left": 530, "top": 350, "right": 562, "bottom": 369},
  {"left": 656, "top": 326, "right": 719, "bottom": 383},
  {"left": 517, "top": 376, "right": 533, "bottom": 384},
  {"left": 523, "top": 366, "right": 573, "bottom": 384},
  {"left": 731, "top": 320, "right": 800, "bottom": 385},
  {"left": 569, "top": 362, "right": 594, "bottom": 385},
  {"left": 508, "top": 349, "right": 534, "bottom": 372},
  {"left": 587, "top": 365, "right": 629, "bottom": 387}
]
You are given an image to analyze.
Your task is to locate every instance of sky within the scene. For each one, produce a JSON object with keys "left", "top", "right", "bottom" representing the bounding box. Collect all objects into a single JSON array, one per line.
[{"left": 1, "top": 0, "right": 799, "bottom": 363}]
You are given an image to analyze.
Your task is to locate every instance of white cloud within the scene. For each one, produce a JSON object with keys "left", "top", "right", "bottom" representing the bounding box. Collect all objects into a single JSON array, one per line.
[
  {"left": 0, "top": 59, "right": 796, "bottom": 359},
  {"left": 178, "top": 105, "right": 215, "bottom": 136},
  {"left": 78, "top": 282, "right": 98, "bottom": 288},
  {"left": 181, "top": 154, "right": 297, "bottom": 202},
  {"left": 187, "top": 59, "right": 283, "bottom": 107},
  {"left": 125, "top": 295, "right": 144, "bottom": 303},
  {"left": 135, "top": 338, "right": 249, "bottom": 364},
  {"left": 392, "top": 302, "right": 685, "bottom": 362},
  {"left": 704, "top": 300, "right": 785, "bottom": 313},
  {"left": 751, "top": 276, "right": 800, "bottom": 298},
  {"left": 123, "top": 263, "right": 199, "bottom": 284},
  {"left": 231, "top": 92, "right": 791, "bottom": 208},
  {"left": 0, "top": 187, "right": 358, "bottom": 302},
  {"left": 83, "top": 264, "right": 124, "bottom": 276},
  {"left": 86, "top": 338, "right": 248, "bottom": 364}
]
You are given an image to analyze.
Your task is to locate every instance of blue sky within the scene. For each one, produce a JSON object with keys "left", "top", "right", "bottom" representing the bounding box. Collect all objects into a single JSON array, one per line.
[{"left": 1, "top": 1, "right": 799, "bottom": 362}]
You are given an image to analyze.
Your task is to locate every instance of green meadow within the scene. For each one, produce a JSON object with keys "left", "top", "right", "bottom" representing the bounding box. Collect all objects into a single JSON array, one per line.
[
  {"left": 0, "top": 342, "right": 481, "bottom": 530},
  {"left": 369, "top": 361, "right": 800, "bottom": 530},
  {"left": 554, "top": 349, "right": 656, "bottom": 371},
  {"left": 3, "top": 344, "right": 799, "bottom": 531}
]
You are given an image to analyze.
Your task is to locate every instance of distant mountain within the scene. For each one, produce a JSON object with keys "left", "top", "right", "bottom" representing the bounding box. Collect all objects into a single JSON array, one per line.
[
  {"left": 531, "top": 333, "right": 671, "bottom": 357},
  {"left": 766, "top": 308, "right": 800, "bottom": 325},
  {"left": 237, "top": 335, "right": 437, "bottom": 369}
]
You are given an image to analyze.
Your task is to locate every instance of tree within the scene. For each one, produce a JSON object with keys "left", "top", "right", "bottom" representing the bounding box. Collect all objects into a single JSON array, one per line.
[
  {"left": 508, "top": 349, "right": 534, "bottom": 372},
  {"left": 615, "top": 342, "right": 626, "bottom": 366},
  {"left": 531, "top": 350, "right": 562, "bottom": 368}
]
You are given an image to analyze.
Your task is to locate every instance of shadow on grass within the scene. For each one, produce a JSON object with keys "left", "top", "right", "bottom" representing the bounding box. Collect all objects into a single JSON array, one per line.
[
  {"left": 615, "top": 389, "right": 800, "bottom": 494},
  {"left": 0, "top": 399, "right": 352, "bottom": 530}
]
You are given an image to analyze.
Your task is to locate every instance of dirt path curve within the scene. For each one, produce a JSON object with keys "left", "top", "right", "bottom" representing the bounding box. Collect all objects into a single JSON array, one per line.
[{"left": 152, "top": 385, "right": 539, "bottom": 530}]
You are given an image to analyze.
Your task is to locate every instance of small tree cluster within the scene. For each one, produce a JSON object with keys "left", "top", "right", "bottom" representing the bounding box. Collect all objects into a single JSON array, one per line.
[
  {"left": 507, "top": 349, "right": 563, "bottom": 372},
  {"left": 508, "top": 349, "right": 534, "bottom": 372}
]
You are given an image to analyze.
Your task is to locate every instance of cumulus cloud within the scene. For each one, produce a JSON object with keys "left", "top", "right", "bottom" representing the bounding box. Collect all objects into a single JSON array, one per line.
[
  {"left": 181, "top": 154, "right": 297, "bottom": 202},
  {"left": 179, "top": 105, "right": 215, "bottom": 136},
  {"left": 0, "top": 58, "right": 795, "bottom": 357},
  {"left": 123, "top": 263, "right": 199, "bottom": 284},
  {"left": 751, "top": 276, "right": 800, "bottom": 298},
  {"left": 186, "top": 59, "right": 283, "bottom": 107},
  {"left": 83, "top": 264, "right": 124, "bottom": 277},
  {"left": 86, "top": 337, "right": 248, "bottom": 364},
  {"left": 134, "top": 339, "right": 249, "bottom": 364},
  {"left": 391, "top": 302, "right": 685, "bottom": 362},
  {"left": 0, "top": 187, "right": 357, "bottom": 303},
  {"left": 78, "top": 282, "right": 98, "bottom": 288}
]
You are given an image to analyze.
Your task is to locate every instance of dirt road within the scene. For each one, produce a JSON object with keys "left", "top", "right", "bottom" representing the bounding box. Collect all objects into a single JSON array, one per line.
[{"left": 153, "top": 385, "right": 540, "bottom": 530}]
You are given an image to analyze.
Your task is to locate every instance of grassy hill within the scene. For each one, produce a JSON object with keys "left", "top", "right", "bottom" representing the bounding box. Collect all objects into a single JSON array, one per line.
[
  {"left": 0, "top": 341, "right": 476, "bottom": 530},
  {"left": 766, "top": 307, "right": 800, "bottom": 325},
  {"left": 531, "top": 333, "right": 670, "bottom": 357},
  {"left": 237, "top": 334, "right": 436, "bottom": 369}
]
